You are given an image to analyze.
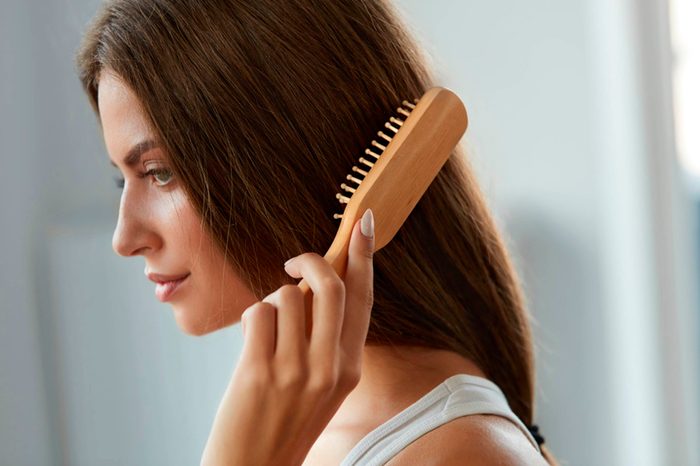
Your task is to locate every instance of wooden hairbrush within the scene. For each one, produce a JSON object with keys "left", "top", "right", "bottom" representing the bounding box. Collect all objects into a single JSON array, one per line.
[{"left": 297, "top": 87, "right": 468, "bottom": 328}]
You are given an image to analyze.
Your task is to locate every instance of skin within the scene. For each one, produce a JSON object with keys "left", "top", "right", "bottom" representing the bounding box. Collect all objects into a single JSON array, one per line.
[
  {"left": 98, "top": 69, "right": 546, "bottom": 465},
  {"left": 99, "top": 70, "right": 259, "bottom": 336}
]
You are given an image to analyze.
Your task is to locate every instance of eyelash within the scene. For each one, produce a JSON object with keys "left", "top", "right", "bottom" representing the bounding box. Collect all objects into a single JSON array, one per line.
[{"left": 114, "top": 168, "right": 174, "bottom": 189}]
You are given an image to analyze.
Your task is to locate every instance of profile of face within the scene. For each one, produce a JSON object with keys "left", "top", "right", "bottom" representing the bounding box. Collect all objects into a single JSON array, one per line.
[{"left": 98, "top": 70, "right": 258, "bottom": 336}]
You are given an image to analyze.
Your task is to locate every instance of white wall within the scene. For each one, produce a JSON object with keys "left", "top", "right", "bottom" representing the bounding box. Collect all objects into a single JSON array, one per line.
[
  {"left": 0, "top": 1, "right": 52, "bottom": 464},
  {"left": 1, "top": 1, "right": 697, "bottom": 465}
]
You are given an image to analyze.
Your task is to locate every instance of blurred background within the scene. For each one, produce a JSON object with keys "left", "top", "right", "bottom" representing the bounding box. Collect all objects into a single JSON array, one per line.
[{"left": 1, "top": 0, "right": 698, "bottom": 465}]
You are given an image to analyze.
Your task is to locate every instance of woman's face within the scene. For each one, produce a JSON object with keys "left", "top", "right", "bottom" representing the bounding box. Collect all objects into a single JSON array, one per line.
[{"left": 98, "top": 70, "right": 258, "bottom": 336}]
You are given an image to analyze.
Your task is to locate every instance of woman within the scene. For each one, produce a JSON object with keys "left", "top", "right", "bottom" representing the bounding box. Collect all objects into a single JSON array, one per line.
[{"left": 76, "top": 0, "right": 557, "bottom": 464}]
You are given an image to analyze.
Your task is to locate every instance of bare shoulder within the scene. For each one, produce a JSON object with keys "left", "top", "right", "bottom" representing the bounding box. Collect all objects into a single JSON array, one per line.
[{"left": 385, "top": 414, "right": 548, "bottom": 466}]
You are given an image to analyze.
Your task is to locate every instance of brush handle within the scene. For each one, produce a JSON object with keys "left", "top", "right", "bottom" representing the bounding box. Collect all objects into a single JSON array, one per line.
[{"left": 296, "top": 229, "right": 352, "bottom": 339}]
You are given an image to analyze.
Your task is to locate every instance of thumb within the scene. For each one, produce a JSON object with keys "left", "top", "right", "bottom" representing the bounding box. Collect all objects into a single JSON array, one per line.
[
  {"left": 340, "top": 208, "right": 375, "bottom": 350},
  {"left": 353, "top": 208, "right": 374, "bottom": 260},
  {"left": 344, "top": 207, "right": 374, "bottom": 285}
]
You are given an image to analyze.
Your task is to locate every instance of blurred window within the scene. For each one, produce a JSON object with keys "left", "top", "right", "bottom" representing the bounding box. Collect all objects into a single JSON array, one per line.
[{"left": 670, "top": 0, "right": 700, "bottom": 183}]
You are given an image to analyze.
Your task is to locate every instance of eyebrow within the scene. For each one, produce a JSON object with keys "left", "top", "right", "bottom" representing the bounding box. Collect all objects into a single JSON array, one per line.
[{"left": 110, "top": 139, "right": 160, "bottom": 168}]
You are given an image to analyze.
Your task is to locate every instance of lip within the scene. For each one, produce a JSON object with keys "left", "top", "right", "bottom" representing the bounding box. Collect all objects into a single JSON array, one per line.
[{"left": 147, "top": 272, "right": 190, "bottom": 302}]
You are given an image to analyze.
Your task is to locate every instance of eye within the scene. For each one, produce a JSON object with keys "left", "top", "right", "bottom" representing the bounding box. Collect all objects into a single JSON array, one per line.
[{"left": 143, "top": 167, "right": 174, "bottom": 187}]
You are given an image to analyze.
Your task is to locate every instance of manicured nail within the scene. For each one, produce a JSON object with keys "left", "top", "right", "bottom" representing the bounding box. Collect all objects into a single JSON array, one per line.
[
  {"left": 360, "top": 208, "right": 374, "bottom": 238},
  {"left": 284, "top": 257, "right": 296, "bottom": 267}
]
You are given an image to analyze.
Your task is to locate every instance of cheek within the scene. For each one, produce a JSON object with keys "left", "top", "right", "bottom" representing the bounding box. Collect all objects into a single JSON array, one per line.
[
  {"left": 153, "top": 187, "right": 211, "bottom": 265},
  {"left": 160, "top": 191, "right": 204, "bottom": 252},
  {"left": 195, "top": 232, "right": 255, "bottom": 304},
  {"left": 173, "top": 200, "right": 258, "bottom": 317},
  {"left": 183, "top": 237, "right": 258, "bottom": 334}
]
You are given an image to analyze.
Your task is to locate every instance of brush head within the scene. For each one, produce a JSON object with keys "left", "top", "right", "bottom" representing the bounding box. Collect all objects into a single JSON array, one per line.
[
  {"left": 331, "top": 87, "right": 468, "bottom": 255},
  {"left": 295, "top": 86, "right": 468, "bottom": 309}
]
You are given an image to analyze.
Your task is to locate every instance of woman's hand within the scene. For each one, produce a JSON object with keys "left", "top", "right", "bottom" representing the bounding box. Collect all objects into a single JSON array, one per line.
[{"left": 201, "top": 209, "right": 375, "bottom": 466}]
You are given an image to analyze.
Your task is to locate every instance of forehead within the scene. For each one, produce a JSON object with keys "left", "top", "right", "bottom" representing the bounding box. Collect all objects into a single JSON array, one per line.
[{"left": 97, "top": 70, "right": 154, "bottom": 157}]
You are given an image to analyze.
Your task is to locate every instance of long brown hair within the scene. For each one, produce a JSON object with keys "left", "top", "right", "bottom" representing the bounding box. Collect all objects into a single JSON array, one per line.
[{"left": 76, "top": 0, "right": 556, "bottom": 462}]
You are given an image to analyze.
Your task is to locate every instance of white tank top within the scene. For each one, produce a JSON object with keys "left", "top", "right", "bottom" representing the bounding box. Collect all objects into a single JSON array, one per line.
[{"left": 339, "top": 373, "right": 541, "bottom": 466}]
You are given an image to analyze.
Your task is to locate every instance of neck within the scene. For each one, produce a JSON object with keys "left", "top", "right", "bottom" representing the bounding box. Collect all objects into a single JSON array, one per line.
[{"left": 328, "top": 344, "right": 487, "bottom": 430}]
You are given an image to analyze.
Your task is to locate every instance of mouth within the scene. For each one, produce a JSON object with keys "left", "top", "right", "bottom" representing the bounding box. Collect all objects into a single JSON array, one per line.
[{"left": 147, "top": 272, "right": 191, "bottom": 302}]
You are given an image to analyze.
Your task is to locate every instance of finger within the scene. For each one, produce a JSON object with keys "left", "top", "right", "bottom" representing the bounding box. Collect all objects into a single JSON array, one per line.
[
  {"left": 240, "top": 302, "right": 277, "bottom": 363},
  {"left": 262, "top": 285, "right": 307, "bottom": 358},
  {"left": 283, "top": 252, "right": 345, "bottom": 354},
  {"left": 341, "top": 208, "right": 374, "bottom": 357}
]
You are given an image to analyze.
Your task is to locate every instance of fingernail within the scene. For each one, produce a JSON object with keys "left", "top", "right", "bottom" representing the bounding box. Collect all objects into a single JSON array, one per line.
[
  {"left": 361, "top": 208, "right": 374, "bottom": 238},
  {"left": 284, "top": 257, "right": 296, "bottom": 267}
]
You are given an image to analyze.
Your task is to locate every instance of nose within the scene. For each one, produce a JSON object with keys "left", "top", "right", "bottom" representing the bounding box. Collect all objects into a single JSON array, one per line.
[{"left": 112, "top": 188, "right": 162, "bottom": 257}]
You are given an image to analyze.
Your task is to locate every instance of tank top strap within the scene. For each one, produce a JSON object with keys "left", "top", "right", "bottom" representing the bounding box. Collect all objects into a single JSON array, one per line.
[{"left": 340, "top": 373, "right": 541, "bottom": 466}]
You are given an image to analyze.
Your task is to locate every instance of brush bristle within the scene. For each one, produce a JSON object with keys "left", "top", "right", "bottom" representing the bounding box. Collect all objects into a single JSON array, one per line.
[{"left": 333, "top": 97, "right": 420, "bottom": 220}]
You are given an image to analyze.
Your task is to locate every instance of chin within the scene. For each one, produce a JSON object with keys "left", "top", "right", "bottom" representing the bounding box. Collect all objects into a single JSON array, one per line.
[{"left": 171, "top": 304, "right": 236, "bottom": 336}]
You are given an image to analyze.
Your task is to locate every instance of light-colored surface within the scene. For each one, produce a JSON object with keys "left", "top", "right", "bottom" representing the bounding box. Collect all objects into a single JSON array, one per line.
[
  {"left": 670, "top": 0, "right": 700, "bottom": 178},
  {"left": 0, "top": 2, "right": 53, "bottom": 465}
]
